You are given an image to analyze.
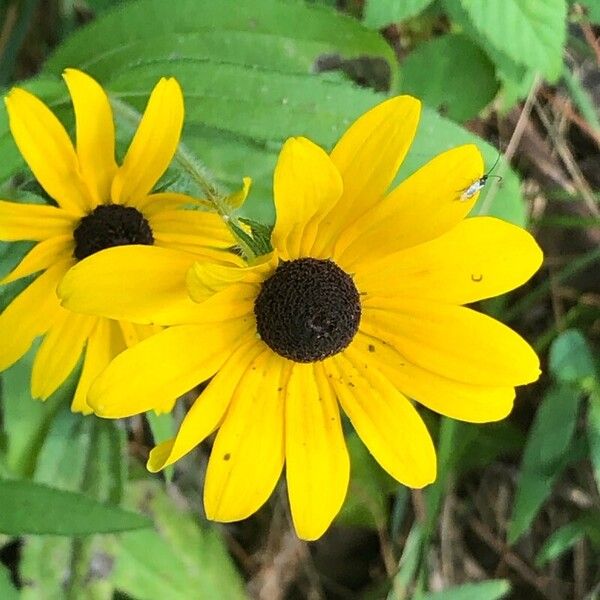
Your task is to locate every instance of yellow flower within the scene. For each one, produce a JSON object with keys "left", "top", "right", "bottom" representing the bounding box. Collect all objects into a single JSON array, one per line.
[
  {"left": 0, "top": 69, "right": 236, "bottom": 413},
  {"left": 59, "top": 96, "right": 543, "bottom": 539}
]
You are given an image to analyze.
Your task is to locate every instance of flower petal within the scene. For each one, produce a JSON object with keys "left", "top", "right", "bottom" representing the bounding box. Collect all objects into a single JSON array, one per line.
[
  {"left": 31, "top": 312, "right": 97, "bottom": 400},
  {"left": 148, "top": 338, "right": 264, "bottom": 471},
  {"left": 0, "top": 200, "right": 78, "bottom": 241},
  {"left": 285, "top": 362, "right": 349, "bottom": 540},
  {"left": 186, "top": 253, "right": 274, "bottom": 304},
  {"left": 60, "top": 245, "right": 255, "bottom": 326},
  {"left": 204, "top": 350, "right": 285, "bottom": 522},
  {"left": 149, "top": 209, "right": 235, "bottom": 251},
  {"left": 0, "top": 262, "right": 68, "bottom": 372},
  {"left": 349, "top": 333, "right": 515, "bottom": 423},
  {"left": 59, "top": 245, "right": 208, "bottom": 325},
  {"left": 326, "top": 352, "right": 436, "bottom": 488},
  {"left": 111, "top": 78, "right": 184, "bottom": 204},
  {"left": 4, "top": 88, "right": 93, "bottom": 214},
  {"left": 335, "top": 145, "right": 484, "bottom": 268},
  {"left": 361, "top": 299, "right": 540, "bottom": 386},
  {"left": 131, "top": 192, "right": 207, "bottom": 216},
  {"left": 62, "top": 69, "right": 118, "bottom": 204},
  {"left": 1, "top": 235, "right": 73, "bottom": 284},
  {"left": 272, "top": 136, "right": 343, "bottom": 259},
  {"left": 71, "top": 319, "right": 126, "bottom": 414},
  {"left": 313, "top": 96, "right": 420, "bottom": 257},
  {"left": 88, "top": 319, "right": 254, "bottom": 418},
  {"left": 356, "top": 217, "right": 543, "bottom": 304}
]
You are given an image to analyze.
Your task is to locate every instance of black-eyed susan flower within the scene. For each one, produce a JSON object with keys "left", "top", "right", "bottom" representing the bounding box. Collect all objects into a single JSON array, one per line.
[
  {"left": 0, "top": 69, "right": 237, "bottom": 413},
  {"left": 59, "top": 96, "right": 543, "bottom": 539}
]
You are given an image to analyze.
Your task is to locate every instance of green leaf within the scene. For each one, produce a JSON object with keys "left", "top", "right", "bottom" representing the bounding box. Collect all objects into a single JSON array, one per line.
[
  {"left": 45, "top": 0, "right": 397, "bottom": 80},
  {"left": 401, "top": 34, "right": 499, "bottom": 122},
  {"left": 417, "top": 579, "right": 510, "bottom": 600},
  {"left": 508, "top": 384, "right": 583, "bottom": 543},
  {"left": 535, "top": 511, "right": 600, "bottom": 566},
  {"left": 548, "top": 329, "right": 596, "bottom": 388},
  {"left": 363, "top": 0, "right": 435, "bottom": 28},
  {"left": 0, "top": 563, "right": 18, "bottom": 600},
  {"left": 336, "top": 432, "right": 397, "bottom": 528},
  {"left": 457, "top": 0, "right": 567, "bottom": 81},
  {"left": 113, "top": 479, "right": 246, "bottom": 600},
  {"left": 0, "top": 479, "right": 151, "bottom": 535},
  {"left": 0, "top": 0, "right": 525, "bottom": 228},
  {"left": 442, "top": 0, "right": 531, "bottom": 109}
]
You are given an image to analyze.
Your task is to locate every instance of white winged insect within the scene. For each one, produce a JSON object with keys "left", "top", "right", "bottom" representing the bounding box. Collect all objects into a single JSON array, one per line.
[{"left": 459, "top": 153, "right": 503, "bottom": 201}]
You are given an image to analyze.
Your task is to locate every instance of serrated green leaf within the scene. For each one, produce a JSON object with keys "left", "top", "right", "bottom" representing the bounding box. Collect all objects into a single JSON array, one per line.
[
  {"left": 0, "top": 480, "right": 150, "bottom": 535},
  {"left": 548, "top": 329, "right": 596, "bottom": 387},
  {"left": 458, "top": 0, "right": 567, "bottom": 81},
  {"left": 508, "top": 384, "right": 582, "bottom": 543},
  {"left": 363, "top": 0, "right": 435, "bottom": 28},
  {"left": 45, "top": 0, "right": 396, "bottom": 80},
  {"left": 416, "top": 579, "right": 510, "bottom": 600},
  {"left": 535, "top": 511, "right": 600, "bottom": 566},
  {"left": 0, "top": 0, "right": 525, "bottom": 229},
  {"left": 401, "top": 34, "right": 498, "bottom": 122}
]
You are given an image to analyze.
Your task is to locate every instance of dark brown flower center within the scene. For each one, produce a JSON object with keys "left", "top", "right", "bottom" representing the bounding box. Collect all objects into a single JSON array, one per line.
[
  {"left": 254, "top": 258, "right": 361, "bottom": 363},
  {"left": 73, "top": 204, "right": 154, "bottom": 261}
]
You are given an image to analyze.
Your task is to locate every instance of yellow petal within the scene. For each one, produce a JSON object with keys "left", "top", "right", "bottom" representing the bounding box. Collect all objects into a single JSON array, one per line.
[
  {"left": 4, "top": 88, "right": 93, "bottom": 214},
  {"left": 31, "top": 312, "right": 97, "bottom": 400},
  {"left": 148, "top": 338, "right": 264, "bottom": 471},
  {"left": 118, "top": 321, "right": 161, "bottom": 348},
  {"left": 313, "top": 96, "right": 420, "bottom": 257},
  {"left": 186, "top": 263, "right": 250, "bottom": 303},
  {"left": 59, "top": 245, "right": 195, "bottom": 324},
  {"left": 132, "top": 192, "right": 210, "bottom": 216},
  {"left": 348, "top": 334, "right": 515, "bottom": 423},
  {"left": 326, "top": 352, "right": 436, "bottom": 488},
  {"left": 0, "top": 262, "right": 68, "bottom": 372},
  {"left": 272, "top": 136, "right": 343, "bottom": 259},
  {"left": 59, "top": 245, "right": 255, "bottom": 326},
  {"left": 0, "top": 200, "right": 78, "bottom": 241},
  {"left": 361, "top": 300, "right": 540, "bottom": 386},
  {"left": 335, "top": 145, "right": 484, "bottom": 268},
  {"left": 204, "top": 350, "right": 285, "bottom": 522},
  {"left": 71, "top": 319, "right": 125, "bottom": 414},
  {"left": 186, "top": 252, "right": 274, "bottom": 304},
  {"left": 149, "top": 209, "right": 234, "bottom": 251},
  {"left": 62, "top": 69, "right": 118, "bottom": 204},
  {"left": 285, "top": 362, "right": 349, "bottom": 541},
  {"left": 357, "top": 217, "right": 543, "bottom": 304},
  {"left": 88, "top": 319, "right": 254, "bottom": 418},
  {"left": 224, "top": 176, "right": 252, "bottom": 210},
  {"left": 1, "top": 235, "right": 73, "bottom": 284},
  {"left": 111, "top": 78, "right": 184, "bottom": 204}
]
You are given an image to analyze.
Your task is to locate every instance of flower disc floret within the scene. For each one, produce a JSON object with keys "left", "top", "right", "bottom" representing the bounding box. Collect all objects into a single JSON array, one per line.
[
  {"left": 73, "top": 204, "right": 154, "bottom": 260},
  {"left": 254, "top": 258, "right": 361, "bottom": 362}
]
